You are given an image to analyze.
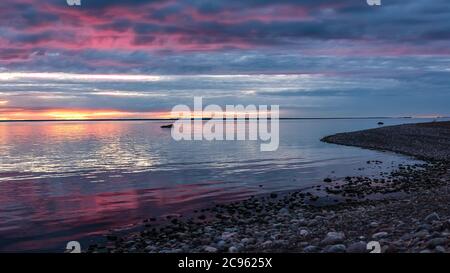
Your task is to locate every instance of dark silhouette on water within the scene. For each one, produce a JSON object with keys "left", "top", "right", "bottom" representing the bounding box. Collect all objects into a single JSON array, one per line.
[{"left": 161, "top": 124, "right": 173, "bottom": 129}]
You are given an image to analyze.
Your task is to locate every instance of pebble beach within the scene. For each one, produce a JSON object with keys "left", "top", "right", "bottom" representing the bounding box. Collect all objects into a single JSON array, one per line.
[{"left": 88, "top": 121, "right": 450, "bottom": 253}]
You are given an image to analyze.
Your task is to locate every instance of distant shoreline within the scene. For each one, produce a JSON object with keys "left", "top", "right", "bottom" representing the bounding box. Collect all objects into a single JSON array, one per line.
[{"left": 322, "top": 121, "right": 450, "bottom": 161}]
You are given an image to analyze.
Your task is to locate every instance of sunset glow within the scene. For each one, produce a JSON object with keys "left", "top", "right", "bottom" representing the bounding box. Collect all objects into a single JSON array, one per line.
[
  {"left": 0, "top": 109, "right": 173, "bottom": 121},
  {"left": 0, "top": 108, "right": 276, "bottom": 121}
]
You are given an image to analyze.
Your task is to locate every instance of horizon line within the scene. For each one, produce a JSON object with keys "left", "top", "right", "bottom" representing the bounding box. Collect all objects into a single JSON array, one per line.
[{"left": 0, "top": 116, "right": 428, "bottom": 123}]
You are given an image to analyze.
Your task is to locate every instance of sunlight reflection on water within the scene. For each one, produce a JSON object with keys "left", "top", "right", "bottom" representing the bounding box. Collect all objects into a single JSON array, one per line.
[{"left": 0, "top": 118, "right": 441, "bottom": 252}]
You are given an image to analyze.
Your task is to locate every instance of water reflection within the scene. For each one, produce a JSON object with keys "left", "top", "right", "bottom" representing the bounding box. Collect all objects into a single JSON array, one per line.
[
  {"left": 0, "top": 122, "right": 161, "bottom": 174},
  {"left": 0, "top": 119, "right": 439, "bottom": 252}
]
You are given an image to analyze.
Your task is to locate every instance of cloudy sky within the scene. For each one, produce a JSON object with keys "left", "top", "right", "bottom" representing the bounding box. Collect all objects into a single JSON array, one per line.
[{"left": 0, "top": 0, "right": 449, "bottom": 119}]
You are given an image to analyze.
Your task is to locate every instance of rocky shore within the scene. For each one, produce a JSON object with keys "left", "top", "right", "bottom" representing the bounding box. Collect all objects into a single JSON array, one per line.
[
  {"left": 88, "top": 121, "right": 450, "bottom": 253},
  {"left": 322, "top": 121, "right": 450, "bottom": 161}
]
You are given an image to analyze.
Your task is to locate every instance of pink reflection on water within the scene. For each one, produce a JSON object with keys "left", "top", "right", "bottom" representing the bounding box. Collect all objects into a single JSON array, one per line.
[
  {"left": 0, "top": 173, "right": 255, "bottom": 252},
  {"left": 0, "top": 119, "right": 428, "bottom": 252}
]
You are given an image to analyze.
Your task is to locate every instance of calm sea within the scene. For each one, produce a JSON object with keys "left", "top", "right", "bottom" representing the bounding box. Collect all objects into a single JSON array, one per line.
[{"left": 0, "top": 118, "right": 442, "bottom": 252}]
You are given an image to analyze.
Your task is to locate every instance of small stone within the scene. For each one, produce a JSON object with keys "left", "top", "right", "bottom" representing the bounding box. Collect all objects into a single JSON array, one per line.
[
  {"left": 299, "top": 229, "right": 309, "bottom": 237},
  {"left": 326, "top": 244, "right": 346, "bottom": 253},
  {"left": 414, "top": 230, "right": 429, "bottom": 239},
  {"left": 221, "top": 232, "right": 236, "bottom": 240},
  {"left": 144, "top": 245, "right": 155, "bottom": 252},
  {"left": 372, "top": 232, "right": 388, "bottom": 239},
  {"left": 307, "top": 219, "right": 319, "bottom": 227},
  {"left": 416, "top": 223, "right": 432, "bottom": 232},
  {"left": 262, "top": 240, "right": 273, "bottom": 248},
  {"left": 279, "top": 207, "right": 289, "bottom": 215},
  {"left": 347, "top": 241, "right": 367, "bottom": 253},
  {"left": 273, "top": 239, "right": 288, "bottom": 247},
  {"left": 204, "top": 246, "right": 218, "bottom": 253},
  {"left": 217, "top": 240, "right": 226, "bottom": 248},
  {"left": 424, "top": 212, "right": 440, "bottom": 223},
  {"left": 426, "top": 238, "right": 447, "bottom": 248},
  {"left": 270, "top": 193, "right": 278, "bottom": 198},
  {"left": 385, "top": 244, "right": 398, "bottom": 253},
  {"left": 435, "top": 246, "right": 446, "bottom": 253},
  {"left": 303, "top": 245, "right": 319, "bottom": 253},
  {"left": 323, "top": 178, "right": 332, "bottom": 183},
  {"left": 228, "top": 246, "right": 238, "bottom": 253},
  {"left": 321, "top": 232, "right": 345, "bottom": 245}
]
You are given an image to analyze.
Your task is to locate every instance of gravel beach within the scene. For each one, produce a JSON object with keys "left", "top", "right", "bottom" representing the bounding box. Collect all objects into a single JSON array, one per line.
[
  {"left": 322, "top": 121, "right": 450, "bottom": 161},
  {"left": 88, "top": 121, "right": 450, "bottom": 253}
]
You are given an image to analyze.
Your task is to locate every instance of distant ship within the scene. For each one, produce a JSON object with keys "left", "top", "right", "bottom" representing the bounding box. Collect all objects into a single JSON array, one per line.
[{"left": 161, "top": 124, "right": 174, "bottom": 129}]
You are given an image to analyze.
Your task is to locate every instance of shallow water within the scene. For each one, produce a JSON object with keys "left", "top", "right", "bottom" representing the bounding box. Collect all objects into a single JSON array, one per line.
[{"left": 0, "top": 118, "right": 443, "bottom": 252}]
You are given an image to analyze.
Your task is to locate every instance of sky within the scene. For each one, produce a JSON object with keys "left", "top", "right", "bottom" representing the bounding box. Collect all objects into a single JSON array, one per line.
[{"left": 0, "top": 0, "right": 450, "bottom": 119}]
